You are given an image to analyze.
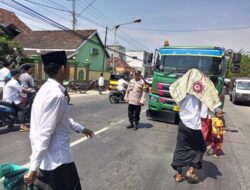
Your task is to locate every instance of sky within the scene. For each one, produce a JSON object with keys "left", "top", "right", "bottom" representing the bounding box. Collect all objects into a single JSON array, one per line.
[{"left": 1, "top": 0, "right": 250, "bottom": 53}]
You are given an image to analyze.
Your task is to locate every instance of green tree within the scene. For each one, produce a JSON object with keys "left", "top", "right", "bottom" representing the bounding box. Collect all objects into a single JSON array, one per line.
[
  {"left": 0, "top": 29, "right": 23, "bottom": 67},
  {"left": 226, "top": 53, "right": 250, "bottom": 78}
]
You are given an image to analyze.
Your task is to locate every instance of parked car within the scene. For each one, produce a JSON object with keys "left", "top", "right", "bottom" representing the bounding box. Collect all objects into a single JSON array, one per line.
[{"left": 228, "top": 78, "right": 250, "bottom": 104}]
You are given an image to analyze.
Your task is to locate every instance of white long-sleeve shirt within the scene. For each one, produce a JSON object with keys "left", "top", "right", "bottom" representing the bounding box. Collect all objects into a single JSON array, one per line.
[
  {"left": 29, "top": 78, "right": 85, "bottom": 171},
  {"left": 98, "top": 76, "right": 104, "bottom": 87},
  {"left": 179, "top": 94, "right": 202, "bottom": 130},
  {"left": 2, "top": 78, "right": 24, "bottom": 104},
  {"left": 117, "top": 78, "right": 128, "bottom": 91}
]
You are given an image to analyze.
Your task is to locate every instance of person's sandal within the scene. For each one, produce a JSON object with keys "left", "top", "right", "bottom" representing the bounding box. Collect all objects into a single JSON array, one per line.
[
  {"left": 174, "top": 174, "right": 186, "bottom": 183},
  {"left": 186, "top": 173, "right": 199, "bottom": 184},
  {"left": 19, "top": 125, "right": 30, "bottom": 132},
  {"left": 176, "top": 176, "right": 186, "bottom": 183}
]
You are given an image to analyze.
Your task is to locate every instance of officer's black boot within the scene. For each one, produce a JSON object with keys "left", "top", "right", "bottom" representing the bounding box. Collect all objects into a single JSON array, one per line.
[
  {"left": 126, "top": 122, "right": 134, "bottom": 129},
  {"left": 133, "top": 122, "right": 138, "bottom": 130}
]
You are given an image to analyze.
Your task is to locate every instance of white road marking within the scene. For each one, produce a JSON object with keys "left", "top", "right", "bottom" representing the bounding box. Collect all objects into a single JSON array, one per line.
[
  {"left": 21, "top": 109, "right": 147, "bottom": 168},
  {"left": 21, "top": 119, "right": 125, "bottom": 168}
]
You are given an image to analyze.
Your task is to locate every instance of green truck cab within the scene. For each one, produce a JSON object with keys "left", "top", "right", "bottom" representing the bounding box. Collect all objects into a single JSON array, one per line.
[{"left": 146, "top": 46, "right": 228, "bottom": 123}]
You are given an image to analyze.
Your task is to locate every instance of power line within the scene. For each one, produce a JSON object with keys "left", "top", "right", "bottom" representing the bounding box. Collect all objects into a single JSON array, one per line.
[
  {"left": 77, "top": 14, "right": 106, "bottom": 28},
  {"left": 19, "top": 0, "right": 80, "bottom": 29},
  {"left": 77, "top": 0, "right": 97, "bottom": 18},
  {"left": 1, "top": 0, "right": 146, "bottom": 62},
  {"left": 49, "top": 0, "right": 70, "bottom": 11},
  {"left": 78, "top": 1, "right": 151, "bottom": 51},
  {"left": 22, "top": 0, "right": 71, "bottom": 13},
  {"left": 123, "top": 25, "right": 250, "bottom": 32},
  {"left": 78, "top": 0, "right": 114, "bottom": 26},
  {"left": 76, "top": 1, "right": 109, "bottom": 28}
]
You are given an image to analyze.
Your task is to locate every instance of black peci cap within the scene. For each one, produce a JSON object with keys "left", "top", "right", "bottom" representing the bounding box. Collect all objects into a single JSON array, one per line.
[
  {"left": 41, "top": 51, "right": 67, "bottom": 66},
  {"left": 10, "top": 68, "right": 21, "bottom": 76}
]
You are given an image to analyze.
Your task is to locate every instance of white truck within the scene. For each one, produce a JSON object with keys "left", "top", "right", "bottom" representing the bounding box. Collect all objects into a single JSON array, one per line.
[{"left": 229, "top": 78, "right": 250, "bottom": 104}]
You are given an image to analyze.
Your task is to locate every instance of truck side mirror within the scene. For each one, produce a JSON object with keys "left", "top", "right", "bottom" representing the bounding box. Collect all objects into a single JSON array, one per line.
[
  {"left": 159, "top": 64, "right": 164, "bottom": 71},
  {"left": 232, "top": 53, "right": 241, "bottom": 64},
  {"left": 148, "top": 53, "right": 153, "bottom": 63},
  {"left": 231, "top": 53, "right": 241, "bottom": 73},
  {"left": 155, "top": 64, "right": 164, "bottom": 71}
]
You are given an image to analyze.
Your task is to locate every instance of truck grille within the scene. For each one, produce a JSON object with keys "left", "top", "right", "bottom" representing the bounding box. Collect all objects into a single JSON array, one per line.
[{"left": 156, "top": 82, "right": 177, "bottom": 105}]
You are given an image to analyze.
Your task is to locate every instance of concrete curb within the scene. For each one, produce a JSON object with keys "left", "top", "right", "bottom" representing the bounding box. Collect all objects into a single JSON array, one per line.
[{"left": 68, "top": 90, "right": 109, "bottom": 98}]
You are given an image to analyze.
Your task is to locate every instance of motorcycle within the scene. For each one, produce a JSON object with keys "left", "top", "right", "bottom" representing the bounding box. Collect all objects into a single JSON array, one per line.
[
  {"left": 0, "top": 101, "right": 20, "bottom": 128},
  {"left": 109, "top": 90, "right": 125, "bottom": 104},
  {"left": 0, "top": 92, "right": 35, "bottom": 128}
]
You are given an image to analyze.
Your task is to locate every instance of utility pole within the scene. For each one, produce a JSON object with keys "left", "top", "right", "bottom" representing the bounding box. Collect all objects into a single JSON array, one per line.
[
  {"left": 102, "top": 26, "right": 108, "bottom": 72},
  {"left": 72, "top": 0, "right": 76, "bottom": 30}
]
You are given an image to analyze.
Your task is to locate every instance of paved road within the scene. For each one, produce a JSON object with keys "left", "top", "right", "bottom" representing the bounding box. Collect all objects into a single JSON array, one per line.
[{"left": 0, "top": 94, "right": 250, "bottom": 190}]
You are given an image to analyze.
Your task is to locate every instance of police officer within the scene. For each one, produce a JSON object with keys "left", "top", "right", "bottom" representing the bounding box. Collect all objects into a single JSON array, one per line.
[{"left": 124, "top": 70, "right": 146, "bottom": 130}]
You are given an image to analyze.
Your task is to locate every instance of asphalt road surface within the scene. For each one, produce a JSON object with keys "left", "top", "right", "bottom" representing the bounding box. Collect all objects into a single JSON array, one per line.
[{"left": 0, "top": 94, "right": 250, "bottom": 190}]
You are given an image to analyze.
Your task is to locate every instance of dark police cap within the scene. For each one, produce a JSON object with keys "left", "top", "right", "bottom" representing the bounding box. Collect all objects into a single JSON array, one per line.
[
  {"left": 41, "top": 51, "right": 67, "bottom": 66},
  {"left": 134, "top": 70, "right": 141, "bottom": 75},
  {"left": 10, "top": 68, "right": 21, "bottom": 76}
]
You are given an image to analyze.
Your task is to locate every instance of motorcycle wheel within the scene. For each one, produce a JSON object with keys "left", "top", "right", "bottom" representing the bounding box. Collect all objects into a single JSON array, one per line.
[
  {"left": 109, "top": 95, "right": 118, "bottom": 104},
  {"left": 79, "top": 86, "right": 87, "bottom": 94}
]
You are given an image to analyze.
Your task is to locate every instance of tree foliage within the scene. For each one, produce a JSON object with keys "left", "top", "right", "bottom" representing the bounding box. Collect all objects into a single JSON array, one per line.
[
  {"left": 226, "top": 53, "right": 250, "bottom": 78},
  {"left": 0, "top": 31, "right": 23, "bottom": 67}
]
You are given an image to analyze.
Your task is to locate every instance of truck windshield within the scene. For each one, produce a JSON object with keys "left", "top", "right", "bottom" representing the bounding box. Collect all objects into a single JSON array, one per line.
[
  {"left": 237, "top": 81, "right": 250, "bottom": 90},
  {"left": 159, "top": 55, "right": 223, "bottom": 75}
]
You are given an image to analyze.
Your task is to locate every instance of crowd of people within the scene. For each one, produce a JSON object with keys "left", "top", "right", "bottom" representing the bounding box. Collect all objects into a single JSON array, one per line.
[
  {"left": 0, "top": 51, "right": 226, "bottom": 188},
  {"left": 0, "top": 59, "right": 35, "bottom": 131}
]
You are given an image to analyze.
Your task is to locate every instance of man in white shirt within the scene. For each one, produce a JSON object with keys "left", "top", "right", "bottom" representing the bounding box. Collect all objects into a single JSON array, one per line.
[
  {"left": 0, "top": 59, "right": 12, "bottom": 100},
  {"left": 2, "top": 68, "right": 32, "bottom": 131},
  {"left": 24, "top": 51, "right": 94, "bottom": 190},
  {"left": 117, "top": 75, "right": 128, "bottom": 96},
  {"left": 98, "top": 73, "right": 104, "bottom": 95}
]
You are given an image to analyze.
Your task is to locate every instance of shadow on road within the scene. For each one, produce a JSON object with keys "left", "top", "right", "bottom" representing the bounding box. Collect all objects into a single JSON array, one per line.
[
  {"left": 138, "top": 123, "right": 154, "bottom": 129},
  {"left": 0, "top": 126, "right": 20, "bottom": 135},
  {"left": 231, "top": 102, "right": 250, "bottom": 107},
  {"left": 198, "top": 160, "right": 223, "bottom": 181}
]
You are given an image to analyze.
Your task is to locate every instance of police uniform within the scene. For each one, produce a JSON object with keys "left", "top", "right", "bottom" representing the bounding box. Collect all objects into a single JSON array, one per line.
[{"left": 124, "top": 71, "right": 146, "bottom": 130}]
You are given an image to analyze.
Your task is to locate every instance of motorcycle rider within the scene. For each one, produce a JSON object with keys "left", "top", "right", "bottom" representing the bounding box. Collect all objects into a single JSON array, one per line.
[
  {"left": 0, "top": 58, "right": 12, "bottom": 100},
  {"left": 117, "top": 75, "right": 128, "bottom": 98},
  {"left": 19, "top": 64, "right": 36, "bottom": 119},
  {"left": 2, "top": 68, "right": 34, "bottom": 131},
  {"left": 19, "top": 65, "right": 35, "bottom": 89}
]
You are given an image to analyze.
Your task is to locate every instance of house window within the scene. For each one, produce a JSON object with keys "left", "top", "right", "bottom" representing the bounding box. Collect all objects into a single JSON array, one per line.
[
  {"left": 90, "top": 48, "right": 99, "bottom": 55},
  {"left": 78, "top": 70, "right": 84, "bottom": 80},
  {"left": 132, "top": 56, "right": 137, "bottom": 59}
]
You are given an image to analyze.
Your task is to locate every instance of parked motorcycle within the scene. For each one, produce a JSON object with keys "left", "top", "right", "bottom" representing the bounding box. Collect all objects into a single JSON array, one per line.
[{"left": 109, "top": 90, "right": 125, "bottom": 104}]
